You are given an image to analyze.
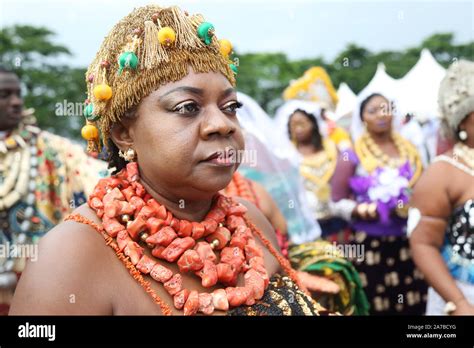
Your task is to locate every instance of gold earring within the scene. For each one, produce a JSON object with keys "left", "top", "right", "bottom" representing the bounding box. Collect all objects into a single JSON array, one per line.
[{"left": 119, "top": 148, "right": 136, "bottom": 162}]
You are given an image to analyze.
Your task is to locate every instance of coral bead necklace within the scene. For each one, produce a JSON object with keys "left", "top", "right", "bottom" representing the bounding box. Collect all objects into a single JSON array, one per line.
[{"left": 70, "top": 162, "right": 300, "bottom": 315}]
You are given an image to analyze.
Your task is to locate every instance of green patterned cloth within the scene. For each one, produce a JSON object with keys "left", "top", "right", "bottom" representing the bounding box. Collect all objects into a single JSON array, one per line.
[{"left": 289, "top": 240, "right": 370, "bottom": 315}]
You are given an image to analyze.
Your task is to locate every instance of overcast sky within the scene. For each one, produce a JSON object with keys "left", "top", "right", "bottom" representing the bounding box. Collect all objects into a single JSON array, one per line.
[{"left": 1, "top": 0, "right": 472, "bottom": 67}]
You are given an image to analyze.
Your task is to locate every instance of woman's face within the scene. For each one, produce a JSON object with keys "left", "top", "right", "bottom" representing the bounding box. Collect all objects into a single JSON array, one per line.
[
  {"left": 362, "top": 95, "right": 393, "bottom": 135},
  {"left": 289, "top": 111, "right": 314, "bottom": 143},
  {"left": 115, "top": 68, "right": 245, "bottom": 201}
]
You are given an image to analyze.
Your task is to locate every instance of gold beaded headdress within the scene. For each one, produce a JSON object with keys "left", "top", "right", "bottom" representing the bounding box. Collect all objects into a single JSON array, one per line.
[
  {"left": 81, "top": 5, "right": 238, "bottom": 154},
  {"left": 282, "top": 67, "right": 339, "bottom": 111}
]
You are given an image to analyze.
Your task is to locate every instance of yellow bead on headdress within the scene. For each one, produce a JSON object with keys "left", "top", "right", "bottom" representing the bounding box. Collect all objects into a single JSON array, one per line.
[
  {"left": 82, "top": 5, "right": 237, "bottom": 154},
  {"left": 158, "top": 27, "right": 176, "bottom": 47},
  {"left": 93, "top": 84, "right": 113, "bottom": 101},
  {"left": 219, "top": 39, "right": 232, "bottom": 58}
]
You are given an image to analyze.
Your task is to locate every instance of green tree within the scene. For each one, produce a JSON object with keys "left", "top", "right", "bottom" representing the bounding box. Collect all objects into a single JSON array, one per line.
[
  {"left": 421, "top": 33, "right": 474, "bottom": 66},
  {"left": 328, "top": 43, "right": 374, "bottom": 93},
  {"left": 1, "top": 25, "right": 472, "bottom": 131},
  {"left": 236, "top": 32, "right": 473, "bottom": 115},
  {"left": 0, "top": 25, "right": 86, "bottom": 139}
]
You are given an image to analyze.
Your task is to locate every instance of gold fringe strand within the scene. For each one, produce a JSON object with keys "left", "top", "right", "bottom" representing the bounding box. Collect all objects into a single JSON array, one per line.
[
  {"left": 170, "top": 6, "right": 204, "bottom": 49},
  {"left": 84, "top": 5, "right": 235, "bottom": 151},
  {"left": 143, "top": 20, "right": 168, "bottom": 68}
]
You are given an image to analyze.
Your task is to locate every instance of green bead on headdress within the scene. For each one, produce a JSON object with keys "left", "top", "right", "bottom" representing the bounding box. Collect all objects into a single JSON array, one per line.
[
  {"left": 118, "top": 51, "right": 139, "bottom": 75},
  {"left": 83, "top": 5, "right": 238, "bottom": 154},
  {"left": 197, "top": 22, "right": 215, "bottom": 45}
]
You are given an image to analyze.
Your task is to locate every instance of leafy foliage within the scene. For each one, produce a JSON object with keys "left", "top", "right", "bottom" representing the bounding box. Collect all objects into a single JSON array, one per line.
[{"left": 0, "top": 25, "right": 472, "bottom": 138}]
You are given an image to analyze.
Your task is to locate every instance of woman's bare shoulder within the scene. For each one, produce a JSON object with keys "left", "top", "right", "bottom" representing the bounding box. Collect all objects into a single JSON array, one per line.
[
  {"left": 36, "top": 203, "right": 107, "bottom": 260},
  {"left": 236, "top": 197, "right": 280, "bottom": 251},
  {"left": 411, "top": 157, "right": 454, "bottom": 218},
  {"left": 9, "top": 204, "right": 114, "bottom": 315}
]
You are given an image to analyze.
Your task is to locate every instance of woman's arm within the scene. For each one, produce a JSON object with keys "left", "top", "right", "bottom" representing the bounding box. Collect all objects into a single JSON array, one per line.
[
  {"left": 9, "top": 207, "right": 114, "bottom": 315},
  {"left": 330, "top": 152, "right": 372, "bottom": 220},
  {"left": 250, "top": 181, "right": 288, "bottom": 235},
  {"left": 331, "top": 152, "right": 355, "bottom": 202},
  {"left": 409, "top": 162, "right": 474, "bottom": 315}
]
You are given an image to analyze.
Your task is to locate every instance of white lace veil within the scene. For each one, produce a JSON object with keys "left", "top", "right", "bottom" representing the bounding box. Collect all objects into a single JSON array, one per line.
[
  {"left": 350, "top": 91, "right": 404, "bottom": 142},
  {"left": 237, "top": 92, "right": 322, "bottom": 244}
]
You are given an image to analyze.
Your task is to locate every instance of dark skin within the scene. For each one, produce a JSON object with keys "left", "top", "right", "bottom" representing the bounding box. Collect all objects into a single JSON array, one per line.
[
  {"left": 0, "top": 72, "right": 23, "bottom": 131},
  {"left": 361, "top": 95, "right": 399, "bottom": 158},
  {"left": 288, "top": 111, "right": 319, "bottom": 156},
  {"left": 332, "top": 95, "right": 400, "bottom": 220},
  {"left": 9, "top": 69, "right": 282, "bottom": 315},
  {"left": 410, "top": 112, "right": 474, "bottom": 315}
]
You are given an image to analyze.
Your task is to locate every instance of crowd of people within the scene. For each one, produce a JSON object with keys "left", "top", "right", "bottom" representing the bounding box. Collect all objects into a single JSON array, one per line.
[{"left": 0, "top": 4, "right": 472, "bottom": 316}]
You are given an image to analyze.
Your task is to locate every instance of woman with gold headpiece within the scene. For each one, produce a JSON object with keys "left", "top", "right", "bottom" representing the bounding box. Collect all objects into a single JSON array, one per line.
[
  {"left": 409, "top": 60, "right": 474, "bottom": 315},
  {"left": 282, "top": 67, "right": 352, "bottom": 151},
  {"left": 10, "top": 5, "right": 328, "bottom": 316},
  {"left": 331, "top": 92, "right": 427, "bottom": 315},
  {"left": 274, "top": 100, "right": 350, "bottom": 241},
  {"left": 277, "top": 68, "right": 353, "bottom": 240}
]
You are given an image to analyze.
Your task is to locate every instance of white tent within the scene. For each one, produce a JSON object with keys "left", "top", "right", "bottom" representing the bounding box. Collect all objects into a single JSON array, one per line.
[
  {"left": 337, "top": 49, "right": 445, "bottom": 123},
  {"left": 335, "top": 82, "right": 357, "bottom": 120},
  {"left": 357, "top": 62, "right": 400, "bottom": 100},
  {"left": 397, "top": 48, "right": 446, "bottom": 122}
]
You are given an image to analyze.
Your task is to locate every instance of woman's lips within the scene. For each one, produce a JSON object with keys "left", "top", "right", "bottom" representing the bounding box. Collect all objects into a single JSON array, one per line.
[
  {"left": 206, "top": 156, "right": 234, "bottom": 166},
  {"left": 201, "top": 148, "right": 236, "bottom": 167}
]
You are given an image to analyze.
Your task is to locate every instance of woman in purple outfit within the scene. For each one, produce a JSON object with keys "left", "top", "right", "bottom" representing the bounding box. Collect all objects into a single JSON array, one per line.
[{"left": 331, "top": 93, "right": 427, "bottom": 315}]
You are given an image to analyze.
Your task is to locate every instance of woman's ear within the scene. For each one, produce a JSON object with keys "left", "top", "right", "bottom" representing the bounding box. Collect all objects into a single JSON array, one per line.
[{"left": 110, "top": 122, "right": 134, "bottom": 151}]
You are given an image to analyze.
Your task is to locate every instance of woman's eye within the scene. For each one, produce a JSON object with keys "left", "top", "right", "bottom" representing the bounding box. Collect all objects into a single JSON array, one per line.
[
  {"left": 222, "top": 101, "right": 243, "bottom": 114},
  {"left": 173, "top": 102, "right": 199, "bottom": 115}
]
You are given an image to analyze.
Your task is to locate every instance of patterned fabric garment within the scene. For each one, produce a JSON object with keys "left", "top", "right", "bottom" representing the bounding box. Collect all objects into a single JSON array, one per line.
[
  {"left": 441, "top": 199, "right": 474, "bottom": 284},
  {"left": 288, "top": 240, "right": 370, "bottom": 316},
  {"left": 227, "top": 273, "right": 330, "bottom": 316},
  {"left": 33, "top": 131, "right": 109, "bottom": 224},
  {"left": 0, "top": 130, "right": 108, "bottom": 314},
  {"left": 350, "top": 231, "right": 427, "bottom": 315}
]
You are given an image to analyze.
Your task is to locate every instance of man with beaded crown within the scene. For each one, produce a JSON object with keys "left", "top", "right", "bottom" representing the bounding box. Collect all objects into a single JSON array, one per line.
[{"left": 0, "top": 64, "right": 108, "bottom": 315}]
